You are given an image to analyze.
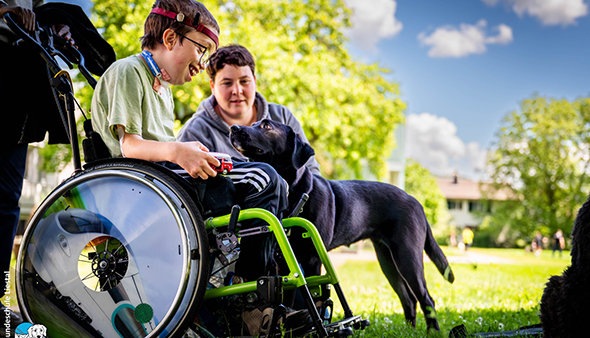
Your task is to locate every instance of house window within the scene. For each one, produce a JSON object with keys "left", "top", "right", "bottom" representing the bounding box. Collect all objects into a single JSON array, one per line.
[
  {"left": 469, "top": 201, "right": 490, "bottom": 212},
  {"left": 447, "top": 200, "right": 462, "bottom": 210}
]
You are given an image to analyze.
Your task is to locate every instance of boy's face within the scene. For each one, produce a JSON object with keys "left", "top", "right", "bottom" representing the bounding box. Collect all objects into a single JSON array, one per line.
[
  {"left": 210, "top": 64, "right": 257, "bottom": 120},
  {"left": 165, "top": 30, "right": 215, "bottom": 85}
]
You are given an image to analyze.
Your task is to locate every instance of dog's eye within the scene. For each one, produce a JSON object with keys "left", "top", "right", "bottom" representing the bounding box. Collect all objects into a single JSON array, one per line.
[
  {"left": 257, "top": 149, "right": 264, "bottom": 154},
  {"left": 262, "top": 121, "right": 271, "bottom": 130}
]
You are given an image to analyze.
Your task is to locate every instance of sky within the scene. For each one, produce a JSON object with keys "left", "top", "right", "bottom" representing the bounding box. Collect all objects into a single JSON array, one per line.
[
  {"left": 342, "top": 0, "right": 590, "bottom": 180},
  {"left": 49, "top": 0, "right": 590, "bottom": 180}
]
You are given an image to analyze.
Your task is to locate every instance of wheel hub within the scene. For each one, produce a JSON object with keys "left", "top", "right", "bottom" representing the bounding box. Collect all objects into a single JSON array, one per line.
[{"left": 79, "top": 236, "right": 129, "bottom": 292}]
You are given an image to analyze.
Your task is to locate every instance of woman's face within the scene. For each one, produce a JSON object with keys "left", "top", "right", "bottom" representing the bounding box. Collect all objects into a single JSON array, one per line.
[{"left": 210, "top": 64, "right": 257, "bottom": 121}]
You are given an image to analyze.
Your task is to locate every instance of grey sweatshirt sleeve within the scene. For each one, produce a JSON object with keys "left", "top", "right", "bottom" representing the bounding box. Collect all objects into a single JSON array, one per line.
[{"left": 177, "top": 115, "right": 214, "bottom": 149}]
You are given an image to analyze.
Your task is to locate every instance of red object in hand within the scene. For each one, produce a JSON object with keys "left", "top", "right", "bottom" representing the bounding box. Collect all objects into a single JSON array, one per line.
[{"left": 208, "top": 152, "right": 233, "bottom": 174}]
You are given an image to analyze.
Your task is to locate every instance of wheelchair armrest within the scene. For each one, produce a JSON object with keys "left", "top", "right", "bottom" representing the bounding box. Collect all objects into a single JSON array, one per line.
[
  {"left": 228, "top": 205, "right": 240, "bottom": 233},
  {"left": 288, "top": 193, "right": 309, "bottom": 218},
  {"left": 82, "top": 119, "right": 112, "bottom": 163}
]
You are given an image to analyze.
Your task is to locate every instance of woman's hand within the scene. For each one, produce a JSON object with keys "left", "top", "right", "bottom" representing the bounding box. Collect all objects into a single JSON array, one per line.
[
  {"left": 52, "top": 24, "right": 76, "bottom": 47},
  {"left": 0, "top": 5, "right": 36, "bottom": 32}
]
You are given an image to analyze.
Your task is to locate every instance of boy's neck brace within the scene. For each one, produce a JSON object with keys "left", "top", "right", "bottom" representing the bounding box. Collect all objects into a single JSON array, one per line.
[{"left": 141, "top": 50, "right": 170, "bottom": 92}]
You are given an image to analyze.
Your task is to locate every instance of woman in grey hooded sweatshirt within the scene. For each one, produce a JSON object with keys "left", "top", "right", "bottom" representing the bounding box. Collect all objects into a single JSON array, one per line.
[{"left": 178, "top": 44, "right": 320, "bottom": 175}]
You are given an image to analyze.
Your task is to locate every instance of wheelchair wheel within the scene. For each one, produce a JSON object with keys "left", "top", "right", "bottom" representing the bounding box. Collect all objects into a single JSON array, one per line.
[{"left": 16, "top": 160, "right": 210, "bottom": 338}]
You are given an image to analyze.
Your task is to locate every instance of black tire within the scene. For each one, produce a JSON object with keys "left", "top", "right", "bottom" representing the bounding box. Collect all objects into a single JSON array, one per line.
[{"left": 16, "top": 159, "right": 210, "bottom": 338}]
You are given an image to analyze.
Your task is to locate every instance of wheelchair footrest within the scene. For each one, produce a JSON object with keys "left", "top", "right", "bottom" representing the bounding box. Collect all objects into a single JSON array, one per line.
[{"left": 298, "top": 315, "right": 369, "bottom": 337}]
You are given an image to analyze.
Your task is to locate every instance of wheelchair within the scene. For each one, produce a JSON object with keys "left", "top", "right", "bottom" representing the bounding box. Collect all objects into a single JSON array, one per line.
[{"left": 4, "top": 11, "right": 369, "bottom": 338}]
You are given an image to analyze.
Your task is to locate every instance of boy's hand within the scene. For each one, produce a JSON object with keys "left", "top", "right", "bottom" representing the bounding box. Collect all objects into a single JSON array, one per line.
[
  {"left": 174, "top": 142, "right": 221, "bottom": 180},
  {"left": 118, "top": 132, "right": 221, "bottom": 179}
]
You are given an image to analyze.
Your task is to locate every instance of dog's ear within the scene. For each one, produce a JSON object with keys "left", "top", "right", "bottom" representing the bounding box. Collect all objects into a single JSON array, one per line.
[{"left": 288, "top": 129, "right": 315, "bottom": 170}]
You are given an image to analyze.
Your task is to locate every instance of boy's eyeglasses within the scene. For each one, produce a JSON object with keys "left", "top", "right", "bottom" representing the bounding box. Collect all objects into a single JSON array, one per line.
[{"left": 175, "top": 31, "right": 211, "bottom": 66}]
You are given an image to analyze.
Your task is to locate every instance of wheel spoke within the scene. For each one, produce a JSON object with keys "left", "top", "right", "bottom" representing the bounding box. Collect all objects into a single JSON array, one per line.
[
  {"left": 81, "top": 272, "right": 95, "bottom": 282},
  {"left": 90, "top": 241, "right": 98, "bottom": 254},
  {"left": 112, "top": 242, "right": 125, "bottom": 255},
  {"left": 105, "top": 278, "right": 112, "bottom": 292}
]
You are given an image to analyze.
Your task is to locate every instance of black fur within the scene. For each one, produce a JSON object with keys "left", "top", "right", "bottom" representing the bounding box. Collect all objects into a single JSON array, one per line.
[
  {"left": 540, "top": 195, "right": 590, "bottom": 337},
  {"left": 230, "top": 119, "right": 455, "bottom": 331}
]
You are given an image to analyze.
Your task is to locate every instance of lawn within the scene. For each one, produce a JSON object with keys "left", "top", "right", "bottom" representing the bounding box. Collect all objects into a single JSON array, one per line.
[{"left": 332, "top": 247, "right": 571, "bottom": 337}]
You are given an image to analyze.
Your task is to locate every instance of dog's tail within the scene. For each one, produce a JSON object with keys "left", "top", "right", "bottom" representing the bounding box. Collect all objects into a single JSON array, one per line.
[{"left": 424, "top": 223, "right": 455, "bottom": 283}]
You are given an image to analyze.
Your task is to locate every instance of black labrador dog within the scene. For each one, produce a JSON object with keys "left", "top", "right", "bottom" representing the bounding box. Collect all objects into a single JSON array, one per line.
[
  {"left": 230, "top": 119, "right": 455, "bottom": 331},
  {"left": 540, "top": 196, "right": 590, "bottom": 337}
]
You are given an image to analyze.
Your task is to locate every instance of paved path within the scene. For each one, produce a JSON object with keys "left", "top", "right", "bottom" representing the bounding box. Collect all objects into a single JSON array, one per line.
[
  {"left": 327, "top": 251, "right": 379, "bottom": 268},
  {"left": 445, "top": 250, "right": 515, "bottom": 265},
  {"left": 327, "top": 249, "right": 515, "bottom": 268}
]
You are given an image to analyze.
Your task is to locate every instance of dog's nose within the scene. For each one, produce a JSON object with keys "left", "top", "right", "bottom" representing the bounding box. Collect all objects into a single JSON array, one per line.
[{"left": 230, "top": 125, "right": 241, "bottom": 133}]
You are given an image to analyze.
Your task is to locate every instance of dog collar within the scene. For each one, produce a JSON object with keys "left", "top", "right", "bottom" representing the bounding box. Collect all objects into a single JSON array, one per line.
[{"left": 150, "top": 7, "right": 219, "bottom": 49}]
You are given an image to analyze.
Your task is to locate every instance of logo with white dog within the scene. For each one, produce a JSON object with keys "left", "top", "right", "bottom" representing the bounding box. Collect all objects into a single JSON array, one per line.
[{"left": 14, "top": 322, "right": 47, "bottom": 338}]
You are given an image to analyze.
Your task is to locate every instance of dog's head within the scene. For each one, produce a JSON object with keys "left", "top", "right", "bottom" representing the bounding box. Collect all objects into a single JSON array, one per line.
[
  {"left": 28, "top": 324, "right": 47, "bottom": 338},
  {"left": 230, "top": 119, "right": 315, "bottom": 176}
]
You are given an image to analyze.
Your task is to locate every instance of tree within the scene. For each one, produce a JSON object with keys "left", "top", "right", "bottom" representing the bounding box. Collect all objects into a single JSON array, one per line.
[
  {"left": 77, "top": 0, "right": 405, "bottom": 179},
  {"left": 485, "top": 95, "right": 590, "bottom": 243},
  {"left": 404, "top": 159, "right": 451, "bottom": 243}
]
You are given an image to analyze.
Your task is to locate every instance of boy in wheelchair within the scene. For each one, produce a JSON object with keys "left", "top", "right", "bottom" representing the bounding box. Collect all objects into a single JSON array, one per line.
[{"left": 90, "top": 0, "right": 309, "bottom": 334}]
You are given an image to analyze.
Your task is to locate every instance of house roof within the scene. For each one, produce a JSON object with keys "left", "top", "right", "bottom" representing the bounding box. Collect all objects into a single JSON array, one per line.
[{"left": 436, "top": 176, "right": 510, "bottom": 201}]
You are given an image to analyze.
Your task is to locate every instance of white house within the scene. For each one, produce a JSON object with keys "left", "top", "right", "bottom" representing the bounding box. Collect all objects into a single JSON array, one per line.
[{"left": 436, "top": 175, "right": 508, "bottom": 229}]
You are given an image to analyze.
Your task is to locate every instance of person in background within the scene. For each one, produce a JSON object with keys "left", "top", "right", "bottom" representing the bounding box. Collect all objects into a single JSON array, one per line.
[
  {"left": 449, "top": 227, "right": 457, "bottom": 247},
  {"left": 552, "top": 229, "right": 565, "bottom": 258},
  {"left": 532, "top": 230, "right": 546, "bottom": 258},
  {"left": 462, "top": 226, "right": 474, "bottom": 251}
]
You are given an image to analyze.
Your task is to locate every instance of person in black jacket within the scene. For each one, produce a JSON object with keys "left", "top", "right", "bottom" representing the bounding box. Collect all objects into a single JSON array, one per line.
[{"left": 0, "top": 2, "right": 74, "bottom": 335}]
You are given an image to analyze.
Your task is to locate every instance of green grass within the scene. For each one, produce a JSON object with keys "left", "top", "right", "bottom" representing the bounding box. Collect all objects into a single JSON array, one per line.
[{"left": 331, "top": 247, "right": 571, "bottom": 337}]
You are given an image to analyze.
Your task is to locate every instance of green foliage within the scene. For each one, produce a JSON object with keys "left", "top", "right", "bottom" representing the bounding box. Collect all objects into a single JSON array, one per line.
[
  {"left": 84, "top": 0, "right": 405, "bottom": 179},
  {"left": 471, "top": 215, "right": 501, "bottom": 247},
  {"left": 405, "top": 159, "right": 451, "bottom": 242},
  {"left": 36, "top": 143, "right": 72, "bottom": 173},
  {"left": 485, "top": 95, "right": 590, "bottom": 245},
  {"left": 472, "top": 214, "right": 516, "bottom": 248},
  {"left": 34, "top": 116, "right": 87, "bottom": 173}
]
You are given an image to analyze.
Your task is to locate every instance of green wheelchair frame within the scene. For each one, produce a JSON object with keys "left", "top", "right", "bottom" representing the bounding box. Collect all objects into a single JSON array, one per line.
[{"left": 203, "top": 208, "right": 369, "bottom": 337}]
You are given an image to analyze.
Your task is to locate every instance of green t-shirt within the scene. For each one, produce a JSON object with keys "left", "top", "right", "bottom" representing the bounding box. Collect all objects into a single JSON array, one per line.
[{"left": 91, "top": 55, "right": 175, "bottom": 157}]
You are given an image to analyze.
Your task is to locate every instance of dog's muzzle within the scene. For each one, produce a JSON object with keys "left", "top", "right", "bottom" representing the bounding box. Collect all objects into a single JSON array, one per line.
[{"left": 230, "top": 125, "right": 251, "bottom": 148}]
